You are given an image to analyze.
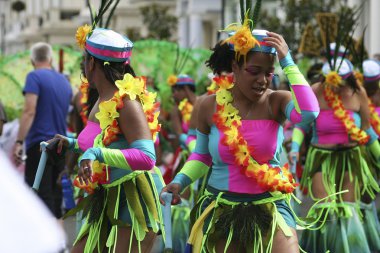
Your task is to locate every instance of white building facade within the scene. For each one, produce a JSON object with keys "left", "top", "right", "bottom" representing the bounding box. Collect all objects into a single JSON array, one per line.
[{"left": 0, "top": 0, "right": 379, "bottom": 57}]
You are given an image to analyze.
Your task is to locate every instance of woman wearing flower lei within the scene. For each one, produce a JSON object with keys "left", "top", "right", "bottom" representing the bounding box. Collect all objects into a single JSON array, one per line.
[
  {"left": 359, "top": 58, "right": 380, "bottom": 251},
  {"left": 161, "top": 3, "right": 320, "bottom": 251},
  {"left": 362, "top": 59, "right": 380, "bottom": 137},
  {"left": 291, "top": 53, "right": 380, "bottom": 251},
  {"left": 51, "top": 27, "right": 163, "bottom": 252},
  {"left": 168, "top": 74, "right": 198, "bottom": 153}
]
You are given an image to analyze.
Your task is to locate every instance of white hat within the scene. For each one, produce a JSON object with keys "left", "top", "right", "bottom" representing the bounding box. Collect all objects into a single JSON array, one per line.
[
  {"left": 329, "top": 43, "right": 348, "bottom": 57},
  {"left": 363, "top": 59, "right": 380, "bottom": 82},
  {"left": 322, "top": 57, "right": 353, "bottom": 79},
  {"left": 85, "top": 28, "right": 133, "bottom": 63}
]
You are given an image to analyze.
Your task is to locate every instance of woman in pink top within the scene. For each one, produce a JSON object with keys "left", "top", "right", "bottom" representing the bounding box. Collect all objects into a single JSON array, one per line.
[
  {"left": 291, "top": 55, "right": 380, "bottom": 252},
  {"left": 160, "top": 6, "right": 320, "bottom": 252}
]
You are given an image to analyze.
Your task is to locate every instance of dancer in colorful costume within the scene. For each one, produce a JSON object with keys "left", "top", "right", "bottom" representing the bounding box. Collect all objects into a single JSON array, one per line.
[
  {"left": 359, "top": 58, "right": 380, "bottom": 251},
  {"left": 169, "top": 74, "right": 198, "bottom": 153},
  {"left": 167, "top": 74, "right": 198, "bottom": 252},
  {"left": 51, "top": 26, "right": 163, "bottom": 253},
  {"left": 291, "top": 53, "right": 380, "bottom": 252},
  {"left": 161, "top": 1, "right": 320, "bottom": 251}
]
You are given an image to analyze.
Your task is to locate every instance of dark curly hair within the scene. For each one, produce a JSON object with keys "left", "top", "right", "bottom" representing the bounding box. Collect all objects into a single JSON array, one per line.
[
  {"left": 206, "top": 41, "right": 276, "bottom": 75},
  {"left": 205, "top": 41, "right": 235, "bottom": 75}
]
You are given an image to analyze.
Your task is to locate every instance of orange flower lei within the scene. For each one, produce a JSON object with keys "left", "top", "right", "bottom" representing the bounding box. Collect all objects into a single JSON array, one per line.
[
  {"left": 178, "top": 98, "right": 193, "bottom": 125},
  {"left": 368, "top": 99, "right": 380, "bottom": 136},
  {"left": 207, "top": 80, "right": 218, "bottom": 95},
  {"left": 323, "top": 84, "right": 369, "bottom": 145},
  {"left": 79, "top": 78, "right": 90, "bottom": 125},
  {"left": 212, "top": 75, "right": 296, "bottom": 193},
  {"left": 73, "top": 74, "right": 161, "bottom": 194}
]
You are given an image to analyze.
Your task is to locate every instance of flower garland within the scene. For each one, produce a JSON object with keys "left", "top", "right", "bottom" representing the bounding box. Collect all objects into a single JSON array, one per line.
[
  {"left": 207, "top": 80, "right": 218, "bottom": 95},
  {"left": 79, "top": 78, "right": 90, "bottom": 125},
  {"left": 178, "top": 98, "right": 193, "bottom": 126},
  {"left": 74, "top": 74, "right": 161, "bottom": 194},
  {"left": 212, "top": 76, "right": 296, "bottom": 193},
  {"left": 73, "top": 160, "right": 109, "bottom": 194},
  {"left": 96, "top": 73, "right": 161, "bottom": 146},
  {"left": 323, "top": 83, "right": 369, "bottom": 145},
  {"left": 368, "top": 99, "right": 380, "bottom": 136}
]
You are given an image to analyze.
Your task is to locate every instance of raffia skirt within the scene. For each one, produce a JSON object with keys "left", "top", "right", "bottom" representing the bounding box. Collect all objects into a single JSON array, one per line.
[
  {"left": 299, "top": 145, "right": 380, "bottom": 253},
  {"left": 65, "top": 170, "right": 164, "bottom": 253}
]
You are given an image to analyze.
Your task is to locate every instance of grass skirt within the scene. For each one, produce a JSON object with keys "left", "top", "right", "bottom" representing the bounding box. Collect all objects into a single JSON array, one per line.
[
  {"left": 300, "top": 146, "right": 380, "bottom": 253},
  {"left": 360, "top": 202, "right": 380, "bottom": 252},
  {"left": 300, "top": 202, "right": 372, "bottom": 253},
  {"left": 65, "top": 170, "right": 164, "bottom": 253},
  {"left": 301, "top": 145, "right": 379, "bottom": 203},
  {"left": 185, "top": 187, "right": 297, "bottom": 253},
  {"left": 172, "top": 199, "right": 191, "bottom": 252}
]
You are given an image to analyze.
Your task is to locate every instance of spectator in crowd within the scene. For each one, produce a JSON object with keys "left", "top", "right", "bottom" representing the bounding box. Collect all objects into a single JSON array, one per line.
[{"left": 13, "top": 42, "right": 72, "bottom": 219}]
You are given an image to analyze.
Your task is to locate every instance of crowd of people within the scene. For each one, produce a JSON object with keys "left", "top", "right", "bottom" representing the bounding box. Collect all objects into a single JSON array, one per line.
[{"left": 1, "top": 2, "right": 380, "bottom": 253}]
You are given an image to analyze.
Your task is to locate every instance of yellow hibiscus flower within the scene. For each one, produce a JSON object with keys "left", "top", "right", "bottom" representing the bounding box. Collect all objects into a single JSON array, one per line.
[
  {"left": 235, "top": 144, "right": 251, "bottom": 166},
  {"left": 76, "top": 24, "right": 92, "bottom": 49},
  {"left": 221, "top": 103, "right": 238, "bottom": 119},
  {"left": 95, "top": 100, "right": 119, "bottom": 130},
  {"left": 216, "top": 89, "right": 233, "bottom": 105},
  {"left": 115, "top": 74, "right": 144, "bottom": 100},
  {"left": 140, "top": 92, "right": 157, "bottom": 108}
]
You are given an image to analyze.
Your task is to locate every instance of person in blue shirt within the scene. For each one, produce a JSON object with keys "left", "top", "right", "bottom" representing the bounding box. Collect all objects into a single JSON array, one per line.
[{"left": 13, "top": 42, "right": 72, "bottom": 218}]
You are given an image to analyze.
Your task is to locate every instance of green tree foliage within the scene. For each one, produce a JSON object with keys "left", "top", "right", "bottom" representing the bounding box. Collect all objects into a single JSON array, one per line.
[{"left": 140, "top": 4, "right": 178, "bottom": 41}]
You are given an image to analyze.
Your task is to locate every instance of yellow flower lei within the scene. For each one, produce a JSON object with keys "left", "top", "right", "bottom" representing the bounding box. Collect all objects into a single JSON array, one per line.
[
  {"left": 178, "top": 98, "right": 193, "bottom": 125},
  {"left": 323, "top": 84, "right": 369, "bottom": 145},
  {"left": 75, "top": 24, "right": 92, "bottom": 49},
  {"left": 368, "top": 99, "right": 380, "bottom": 136},
  {"left": 95, "top": 73, "right": 161, "bottom": 146},
  {"left": 213, "top": 76, "right": 296, "bottom": 193},
  {"left": 207, "top": 80, "right": 218, "bottom": 95}
]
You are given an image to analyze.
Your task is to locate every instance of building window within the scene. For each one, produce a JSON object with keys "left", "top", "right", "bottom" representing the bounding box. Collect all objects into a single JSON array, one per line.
[{"left": 60, "top": 11, "right": 79, "bottom": 20}]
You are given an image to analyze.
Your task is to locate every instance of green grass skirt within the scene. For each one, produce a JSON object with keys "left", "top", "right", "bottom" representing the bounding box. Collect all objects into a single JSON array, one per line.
[
  {"left": 300, "top": 146, "right": 380, "bottom": 253},
  {"left": 64, "top": 170, "right": 164, "bottom": 253},
  {"left": 186, "top": 188, "right": 297, "bottom": 253},
  {"left": 301, "top": 146, "right": 379, "bottom": 203}
]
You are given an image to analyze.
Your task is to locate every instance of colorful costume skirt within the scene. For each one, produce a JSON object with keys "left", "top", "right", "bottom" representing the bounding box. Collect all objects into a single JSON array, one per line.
[
  {"left": 66, "top": 170, "right": 164, "bottom": 253},
  {"left": 185, "top": 186, "right": 296, "bottom": 253},
  {"left": 300, "top": 145, "right": 379, "bottom": 203},
  {"left": 299, "top": 145, "right": 380, "bottom": 253}
]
